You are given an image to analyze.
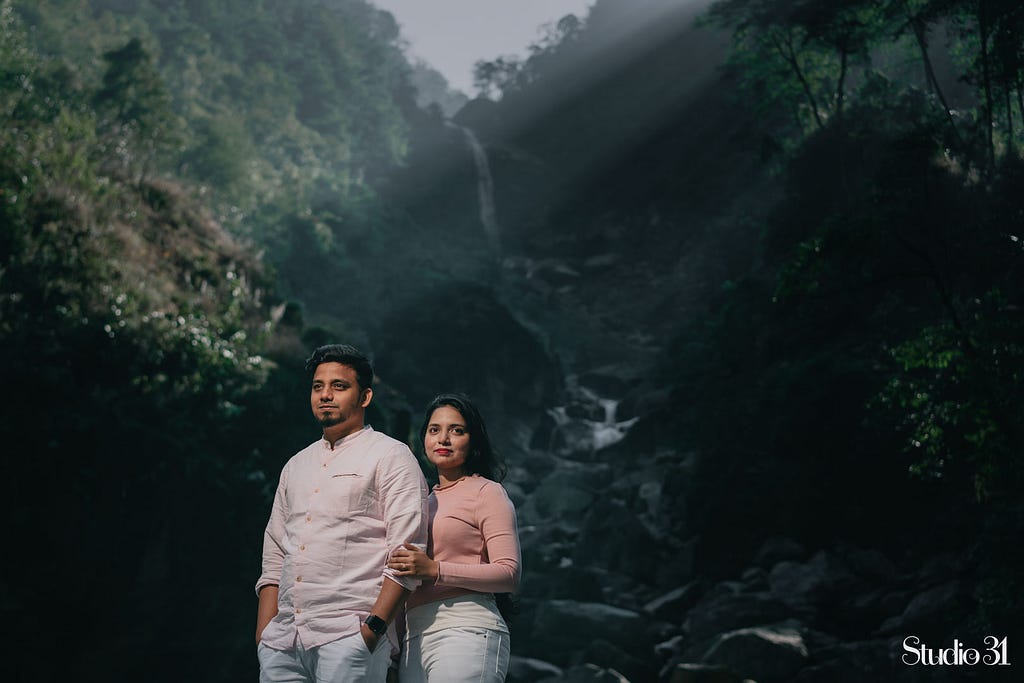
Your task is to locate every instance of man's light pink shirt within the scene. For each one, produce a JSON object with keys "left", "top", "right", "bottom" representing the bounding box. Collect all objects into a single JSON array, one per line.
[{"left": 256, "top": 426, "right": 428, "bottom": 650}]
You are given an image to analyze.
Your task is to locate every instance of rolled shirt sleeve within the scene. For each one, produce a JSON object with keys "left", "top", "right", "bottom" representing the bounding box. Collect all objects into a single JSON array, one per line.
[
  {"left": 255, "top": 463, "right": 290, "bottom": 595},
  {"left": 379, "top": 444, "right": 430, "bottom": 592}
]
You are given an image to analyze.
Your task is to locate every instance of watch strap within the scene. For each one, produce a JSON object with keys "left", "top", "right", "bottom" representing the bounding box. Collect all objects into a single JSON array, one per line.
[{"left": 364, "top": 614, "right": 388, "bottom": 636}]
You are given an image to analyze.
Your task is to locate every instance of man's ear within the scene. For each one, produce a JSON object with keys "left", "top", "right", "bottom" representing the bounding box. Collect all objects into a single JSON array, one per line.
[{"left": 360, "top": 387, "right": 373, "bottom": 408}]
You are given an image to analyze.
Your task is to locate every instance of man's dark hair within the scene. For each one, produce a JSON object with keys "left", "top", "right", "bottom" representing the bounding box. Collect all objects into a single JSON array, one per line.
[{"left": 304, "top": 344, "right": 374, "bottom": 391}]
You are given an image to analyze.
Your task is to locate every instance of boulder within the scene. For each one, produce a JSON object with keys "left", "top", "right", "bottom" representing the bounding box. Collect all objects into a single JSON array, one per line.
[
  {"left": 644, "top": 580, "right": 709, "bottom": 623},
  {"left": 767, "top": 550, "right": 858, "bottom": 609},
  {"left": 753, "top": 536, "right": 807, "bottom": 569},
  {"left": 518, "top": 473, "right": 597, "bottom": 529},
  {"left": 667, "top": 663, "right": 749, "bottom": 683},
  {"left": 740, "top": 567, "right": 768, "bottom": 590},
  {"left": 684, "top": 591, "right": 795, "bottom": 642},
  {"left": 508, "top": 656, "right": 563, "bottom": 683},
  {"left": 582, "top": 637, "right": 659, "bottom": 682},
  {"left": 876, "top": 580, "right": 967, "bottom": 639},
  {"left": 701, "top": 624, "right": 810, "bottom": 683},
  {"left": 654, "top": 634, "right": 686, "bottom": 659},
  {"left": 573, "top": 498, "right": 669, "bottom": 585},
  {"left": 516, "top": 561, "right": 607, "bottom": 602},
  {"left": 834, "top": 543, "right": 899, "bottom": 583},
  {"left": 790, "top": 640, "right": 895, "bottom": 683},
  {"left": 523, "top": 600, "right": 652, "bottom": 664},
  {"left": 554, "top": 664, "right": 631, "bottom": 683}
]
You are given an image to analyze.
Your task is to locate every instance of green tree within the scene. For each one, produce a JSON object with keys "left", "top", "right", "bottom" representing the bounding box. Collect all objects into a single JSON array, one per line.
[{"left": 94, "top": 36, "right": 179, "bottom": 184}]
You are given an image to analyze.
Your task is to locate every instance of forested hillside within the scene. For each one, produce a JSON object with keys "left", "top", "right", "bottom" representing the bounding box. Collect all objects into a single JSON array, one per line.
[
  {"left": 0, "top": 0, "right": 427, "bottom": 678},
  {"left": 2, "top": 0, "right": 1022, "bottom": 681}
]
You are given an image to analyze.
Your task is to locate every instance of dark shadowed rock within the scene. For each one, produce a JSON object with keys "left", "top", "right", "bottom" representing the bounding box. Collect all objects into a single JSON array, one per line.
[
  {"left": 753, "top": 536, "right": 807, "bottom": 568},
  {"left": 667, "top": 663, "right": 749, "bottom": 683},
  {"left": 644, "top": 580, "right": 709, "bottom": 623},
  {"left": 767, "top": 550, "right": 859, "bottom": 609},
  {"left": 790, "top": 640, "right": 897, "bottom": 682},
  {"left": 508, "top": 656, "right": 563, "bottom": 683},
  {"left": 917, "top": 552, "right": 965, "bottom": 585},
  {"left": 525, "top": 600, "right": 652, "bottom": 664},
  {"left": 576, "top": 368, "right": 632, "bottom": 397},
  {"left": 684, "top": 591, "right": 795, "bottom": 642},
  {"left": 573, "top": 498, "right": 669, "bottom": 585},
  {"left": 373, "top": 282, "right": 563, "bottom": 446},
  {"left": 876, "top": 580, "right": 968, "bottom": 639},
  {"left": 701, "top": 623, "right": 810, "bottom": 683},
  {"left": 655, "top": 634, "right": 686, "bottom": 659},
  {"left": 517, "top": 561, "right": 608, "bottom": 602},
  {"left": 517, "top": 465, "right": 606, "bottom": 529},
  {"left": 740, "top": 567, "right": 768, "bottom": 590},
  {"left": 583, "top": 637, "right": 658, "bottom": 682},
  {"left": 556, "top": 664, "right": 631, "bottom": 682},
  {"left": 836, "top": 586, "right": 908, "bottom": 635},
  {"left": 834, "top": 543, "right": 899, "bottom": 583}
]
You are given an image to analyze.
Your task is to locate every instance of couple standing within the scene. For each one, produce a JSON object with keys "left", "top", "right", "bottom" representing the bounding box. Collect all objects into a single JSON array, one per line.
[{"left": 255, "top": 344, "right": 521, "bottom": 682}]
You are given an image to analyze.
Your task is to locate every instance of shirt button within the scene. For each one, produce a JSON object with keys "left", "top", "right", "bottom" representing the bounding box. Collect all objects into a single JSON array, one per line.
[
  {"left": 299, "top": 545, "right": 306, "bottom": 551},
  {"left": 296, "top": 608, "right": 302, "bottom": 614},
  {"left": 322, "top": 463, "right": 327, "bottom": 468},
  {"left": 306, "top": 515, "right": 312, "bottom": 522},
  {"left": 314, "top": 488, "right": 320, "bottom": 493},
  {"left": 296, "top": 576, "right": 303, "bottom": 582}
]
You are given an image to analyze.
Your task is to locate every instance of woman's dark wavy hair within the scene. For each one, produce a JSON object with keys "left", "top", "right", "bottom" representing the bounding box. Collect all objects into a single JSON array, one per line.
[
  {"left": 419, "top": 392, "right": 517, "bottom": 624},
  {"left": 419, "top": 392, "right": 507, "bottom": 483}
]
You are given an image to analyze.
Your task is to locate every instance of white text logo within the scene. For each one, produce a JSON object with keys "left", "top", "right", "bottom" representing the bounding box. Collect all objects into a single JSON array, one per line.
[{"left": 902, "top": 636, "right": 1011, "bottom": 666}]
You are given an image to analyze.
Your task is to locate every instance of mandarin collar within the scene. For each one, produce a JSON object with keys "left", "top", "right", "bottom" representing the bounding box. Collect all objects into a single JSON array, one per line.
[{"left": 322, "top": 424, "right": 373, "bottom": 450}]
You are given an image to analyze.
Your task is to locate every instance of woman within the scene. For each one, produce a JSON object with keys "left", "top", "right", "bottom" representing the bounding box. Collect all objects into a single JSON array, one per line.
[{"left": 387, "top": 393, "right": 521, "bottom": 682}]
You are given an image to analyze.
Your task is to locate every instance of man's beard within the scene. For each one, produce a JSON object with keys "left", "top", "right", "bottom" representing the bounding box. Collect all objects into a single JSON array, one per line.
[{"left": 317, "top": 412, "right": 345, "bottom": 427}]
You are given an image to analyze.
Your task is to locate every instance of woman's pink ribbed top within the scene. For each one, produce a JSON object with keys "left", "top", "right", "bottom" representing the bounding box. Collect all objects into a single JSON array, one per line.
[{"left": 406, "top": 474, "right": 521, "bottom": 611}]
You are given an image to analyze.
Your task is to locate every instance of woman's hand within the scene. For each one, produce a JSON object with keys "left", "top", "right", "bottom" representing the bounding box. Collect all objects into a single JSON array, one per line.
[{"left": 387, "top": 543, "right": 438, "bottom": 581}]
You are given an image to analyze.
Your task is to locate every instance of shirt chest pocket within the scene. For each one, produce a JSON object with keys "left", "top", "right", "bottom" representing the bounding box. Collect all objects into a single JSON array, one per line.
[{"left": 322, "top": 472, "right": 376, "bottom": 514}]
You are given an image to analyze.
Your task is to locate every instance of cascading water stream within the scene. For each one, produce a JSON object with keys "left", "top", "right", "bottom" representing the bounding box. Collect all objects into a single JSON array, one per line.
[
  {"left": 447, "top": 121, "right": 501, "bottom": 250},
  {"left": 547, "top": 385, "right": 639, "bottom": 455}
]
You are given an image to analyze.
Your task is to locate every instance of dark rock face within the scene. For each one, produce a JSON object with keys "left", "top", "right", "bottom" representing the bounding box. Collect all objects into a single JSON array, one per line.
[
  {"left": 529, "top": 600, "right": 651, "bottom": 659},
  {"left": 370, "top": 314, "right": 999, "bottom": 683},
  {"left": 360, "top": 251, "right": 991, "bottom": 683},
  {"left": 372, "top": 282, "right": 564, "bottom": 447}
]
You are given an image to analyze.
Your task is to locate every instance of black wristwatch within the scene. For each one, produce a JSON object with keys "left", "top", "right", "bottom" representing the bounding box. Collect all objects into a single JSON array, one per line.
[{"left": 364, "top": 614, "right": 388, "bottom": 636}]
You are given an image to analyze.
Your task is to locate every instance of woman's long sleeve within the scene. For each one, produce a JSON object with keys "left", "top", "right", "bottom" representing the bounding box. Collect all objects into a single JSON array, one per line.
[{"left": 435, "top": 482, "right": 521, "bottom": 593}]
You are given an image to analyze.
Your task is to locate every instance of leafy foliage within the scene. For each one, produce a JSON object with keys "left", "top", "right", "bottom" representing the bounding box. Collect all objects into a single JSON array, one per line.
[
  {"left": 0, "top": 6, "right": 309, "bottom": 677},
  {"left": 665, "top": 0, "right": 1024, "bottom": 636},
  {"left": 12, "top": 0, "right": 416, "bottom": 240}
]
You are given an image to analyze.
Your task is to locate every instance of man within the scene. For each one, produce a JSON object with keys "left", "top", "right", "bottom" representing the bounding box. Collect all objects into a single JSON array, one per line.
[{"left": 255, "top": 344, "right": 428, "bottom": 682}]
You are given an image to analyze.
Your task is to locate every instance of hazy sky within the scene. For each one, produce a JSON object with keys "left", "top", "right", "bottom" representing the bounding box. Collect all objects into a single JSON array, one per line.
[{"left": 371, "top": 0, "right": 594, "bottom": 95}]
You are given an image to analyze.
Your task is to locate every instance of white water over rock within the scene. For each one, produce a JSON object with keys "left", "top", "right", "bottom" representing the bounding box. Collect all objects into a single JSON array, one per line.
[
  {"left": 447, "top": 121, "right": 501, "bottom": 250},
  {"left": 547, "top": 384, "right": 638, "bottom": 455}
]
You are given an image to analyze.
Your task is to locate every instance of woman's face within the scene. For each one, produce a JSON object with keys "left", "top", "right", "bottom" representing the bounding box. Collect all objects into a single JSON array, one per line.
[{"left": 424, "top": 405, "right": 471, "bottom": 477}]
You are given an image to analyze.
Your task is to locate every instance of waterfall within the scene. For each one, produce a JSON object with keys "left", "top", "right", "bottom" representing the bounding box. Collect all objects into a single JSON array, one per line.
[
  {"left": 547, "top": 385, "right": 639, "bottom": 455},
  {"left": 447, "top": 121, "right": 501, "bottom": 250}
]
